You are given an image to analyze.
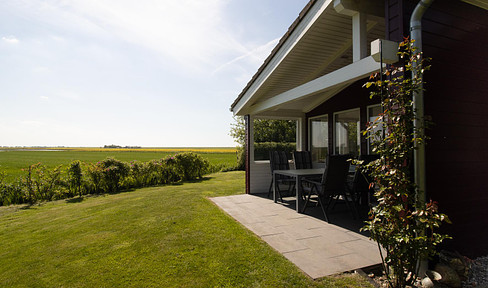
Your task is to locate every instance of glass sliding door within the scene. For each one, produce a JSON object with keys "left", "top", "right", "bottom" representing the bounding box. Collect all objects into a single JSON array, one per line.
[
  {"left": 334, "top": 109, "right": 360, "bottom": 156},
  {"left": 309, "top": 115, "right": 328, "bottom": 163}
]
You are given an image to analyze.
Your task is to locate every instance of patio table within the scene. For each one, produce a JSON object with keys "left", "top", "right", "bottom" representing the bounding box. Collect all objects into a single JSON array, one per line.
[{"left": 273, "top": 168, "right": 325, "bottom": 212}]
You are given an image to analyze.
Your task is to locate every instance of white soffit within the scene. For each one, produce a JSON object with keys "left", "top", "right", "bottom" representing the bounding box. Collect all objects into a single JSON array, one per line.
[
  {"left": 248, "top": 56, "right": 382, "bottom": 115},
  {"left": 462, "top": 0, "right": 488, "bottom": 10},
  {"left": 232, "top": 0, "right": 333, "bottom": 116},
  {"left": 232, "top": 0, "right": 385, "bottom": 116}
]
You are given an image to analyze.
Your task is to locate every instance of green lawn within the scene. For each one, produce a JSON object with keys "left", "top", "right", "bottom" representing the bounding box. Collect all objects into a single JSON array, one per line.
[
  {"left": 0, "top": 149, "right": 237, "bottom": 179},
  {"left": 0, "top": 172, "right": 372, "bottom": 287}
]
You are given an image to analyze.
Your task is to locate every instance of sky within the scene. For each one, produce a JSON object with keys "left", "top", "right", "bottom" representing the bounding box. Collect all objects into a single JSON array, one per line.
[{"left": 0, "top": 0, "right": 309, "bottom": 147}]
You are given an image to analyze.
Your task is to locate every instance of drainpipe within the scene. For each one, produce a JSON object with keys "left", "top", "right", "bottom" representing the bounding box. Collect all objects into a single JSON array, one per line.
[
  {"left": 410, "top": 0, "right": 434, "bottom": 276},
  {"left": 411, "top": 0, "right": 433, "bottom": 209}
]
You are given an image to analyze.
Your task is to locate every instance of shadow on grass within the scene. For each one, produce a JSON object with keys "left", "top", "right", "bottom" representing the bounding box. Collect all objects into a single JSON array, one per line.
[
  {"left": 19, "top": 204, "right": 37, "bottom": 210},
  {"left": 184, "top": 176, "right": 213, "bottom": 184},
  {"left": 63, "top": 176, "right": 214, "bottom": 204},
  {"left": 65, "top": 197, "right": 84, "bottom": 204}
]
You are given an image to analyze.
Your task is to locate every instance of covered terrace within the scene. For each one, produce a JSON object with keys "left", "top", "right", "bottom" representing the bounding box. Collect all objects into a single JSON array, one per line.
[
  {"left": 230, "top": 0, "right": 398, "bottom": 196},
  {"left": 226, "top": 0, "right": 406, "bottom": 277}
]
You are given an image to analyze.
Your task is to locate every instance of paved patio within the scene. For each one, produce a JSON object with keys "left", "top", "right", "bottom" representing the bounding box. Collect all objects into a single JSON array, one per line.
[{"left": 211, "top": 194, "right": 383, "bottom": 279}]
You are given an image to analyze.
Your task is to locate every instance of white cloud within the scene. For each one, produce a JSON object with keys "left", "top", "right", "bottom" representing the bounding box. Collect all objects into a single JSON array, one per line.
[
  {"left": 20, "top": 120, "right": 45, "bottom": 128},
  {"left": 32, "top": 66, "right": 49, "bottom": 72},
  {"left": 4, "top": 0, "right": 278, "bottom": 81},
  {"left": 8, "top": 0, "right": 248, "bottom": 73},
  {"left": 40, "top": 96, "right": 49, "bottom": 101},
  {"left": 212, "top": 37, "right": 280, "bottom": 75},
  {"left": 2, "top": 36, "right": 19, "bottom": 44},
  {"left": 56, "top": 90, "right": 80, "bottom": 100}
]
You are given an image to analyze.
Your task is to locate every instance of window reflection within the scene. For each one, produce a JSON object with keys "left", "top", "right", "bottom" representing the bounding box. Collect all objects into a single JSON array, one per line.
[
  {"left": 309, "top": 116, "right": 328, "bottom": 163},
  {"left": 367, "top": 105, "right": 384, "bottom": 154},
  {"left": 334, "top": 109, "right": 360, "bottom": 156}
]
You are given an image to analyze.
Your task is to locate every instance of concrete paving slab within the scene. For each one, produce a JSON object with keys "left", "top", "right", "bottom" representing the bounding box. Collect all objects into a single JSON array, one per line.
[
  {"left": 261, "top": 233, "right": 310, "bottom": 253},
  {"left": 210, "top": 194, "right": 383, "bottom": 279},
  {"left": 241, "top": 222, "right": 283, "bottom": 237}
]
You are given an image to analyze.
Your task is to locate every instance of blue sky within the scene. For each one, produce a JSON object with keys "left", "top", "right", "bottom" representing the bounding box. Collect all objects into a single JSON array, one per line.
[{"left": 0, "top": 0, "right": 309, "bottom": 147}]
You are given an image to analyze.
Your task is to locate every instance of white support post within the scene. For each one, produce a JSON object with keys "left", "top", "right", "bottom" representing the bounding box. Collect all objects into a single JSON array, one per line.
[
  {"left": 249, "top": 115, "right": 255, "bottom": 164},
  {"left": 352, "top": 12, "right": 367, "bottom": 62},
  {"left": 296, "top": 116, "right": 307, "bottom": 151}
]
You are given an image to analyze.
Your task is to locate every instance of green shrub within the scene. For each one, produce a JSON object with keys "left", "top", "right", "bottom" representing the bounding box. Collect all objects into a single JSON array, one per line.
[
  {"left": 23, "top": 163, "right": 64, "bottom": 204},
  {"left": 97, "top": 158, "right": 129, "bottom": 193},
  {"left": 85, "top": 163, "right": 104, "bottom": 194},
  {"left": 156, "top": 158, "right": 178, "bottom": 184},
  {"left": 254, "top": 142, "right": 296, "bottom": 161},
  {"left": 0, "top": 154, "right": 217, "bottom": 206},
  {"left": 128, "top": 160, "right": 144, "bottom": 187},
  {"left": 127, "top": 160, "right": 162, "bottom": 187},
  {"left": 0, "top": 171, "right": 12, "bottom": 206},
  {"left": 235, "top": 146, "right": 245, "bottom": 171},
  {"left": 0, "top": 175, "right": 24, "bottom": 206},
  {"left": 67, "top": 160, "right": 83, "bottom": 197},
  {"left": 172, "top": 152, "right": 209, "bottom": 181}
]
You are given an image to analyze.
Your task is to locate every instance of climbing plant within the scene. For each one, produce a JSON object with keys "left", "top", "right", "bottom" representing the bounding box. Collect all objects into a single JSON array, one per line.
[{"left": 361, "top": 38, "right": 450, "bottom": 288}]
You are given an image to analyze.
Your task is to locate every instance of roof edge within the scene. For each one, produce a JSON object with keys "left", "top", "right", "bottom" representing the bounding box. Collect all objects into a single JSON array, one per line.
[{"left": 230, "top": 0, "right": 318, "bottom": 112}]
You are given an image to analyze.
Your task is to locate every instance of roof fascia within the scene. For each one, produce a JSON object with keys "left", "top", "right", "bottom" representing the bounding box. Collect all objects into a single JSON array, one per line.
[
  {"left": 231, "top": 0, "right": 332, "bottom": 116},
  {"left": 461, "top": 0, "right": 488, "bottom": 10},
  {"left": 333, "top": 0, "right": 385, "bottom": 17},
  {"left": 254, "top": 110, "right": 306, "bottom": 119},
  {"left": 247, "top": 56, "right": 382, "bottom": 115}
]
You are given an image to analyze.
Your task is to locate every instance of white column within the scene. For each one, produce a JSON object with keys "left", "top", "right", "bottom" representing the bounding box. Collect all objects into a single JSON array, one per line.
[
  {"left": 352, "top": 12, "right": 367, "bottom": 62},
  {"left": 248, "top": 115, "right": 255, "bottom": 163},
  {"left": 296, "top": 116, "right": 307, "bottom": 151}
]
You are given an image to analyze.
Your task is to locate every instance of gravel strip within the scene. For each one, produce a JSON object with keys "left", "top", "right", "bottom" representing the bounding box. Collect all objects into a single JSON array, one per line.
[{"left": 463, "top": 255, "right": 488, "bottom": 288}]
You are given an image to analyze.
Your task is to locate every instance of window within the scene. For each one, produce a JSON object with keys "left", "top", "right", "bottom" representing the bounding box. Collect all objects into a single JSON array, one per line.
[
  {"left": 367, "top": 105, "right": 384, "bottom": 154},
  {"left": 334, "top": 109, "right": 360, "bottom": 156},
  {"left": 309, "top": 115, "right": 328, "bottom": 163},
  {"left": 253, "top": 119, "right": 297, "bottom": 161}
]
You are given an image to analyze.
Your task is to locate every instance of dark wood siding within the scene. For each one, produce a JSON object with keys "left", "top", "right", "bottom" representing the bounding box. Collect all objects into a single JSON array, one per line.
[
  {"left": 415, "top": 1, "right": 488, "bottom": 258},
  {"left": 385, "top": 0, "right": 405, "bottom": 41},
  {"left": 306, "top": 80, "right": 381, "bottom": 155},
  {"left": 345, "top": 0, "right": 488, "bottom": 257}
]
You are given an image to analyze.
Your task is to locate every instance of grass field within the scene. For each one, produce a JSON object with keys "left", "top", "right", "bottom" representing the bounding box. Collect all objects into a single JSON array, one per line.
[
  {"left": 0, "top": 171, "right": 372, "bottom": 287},
  {"left": 0, "top": 147, "right": 238, "bottom": 179}
]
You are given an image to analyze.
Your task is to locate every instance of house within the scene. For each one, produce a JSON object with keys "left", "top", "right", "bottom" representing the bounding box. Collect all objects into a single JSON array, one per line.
[{"left": 230, "top": 0, "right": 488, "bottom": 258}]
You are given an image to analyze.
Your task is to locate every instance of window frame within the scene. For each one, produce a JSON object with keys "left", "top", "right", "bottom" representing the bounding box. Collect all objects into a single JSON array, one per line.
[
  {"left": 252, "top": 117, "right": 299, "bottom": 162},
  {"left": 333, "top": 108, "right": 361, "bottom": 156},
  {"left": 308, "top": 114, "right": 329, "bottom": 164}
]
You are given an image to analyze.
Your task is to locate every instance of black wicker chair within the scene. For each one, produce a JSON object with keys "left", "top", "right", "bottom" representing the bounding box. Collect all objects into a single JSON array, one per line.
[
  {"left": 267, "top": 151, "right": 294, "bottom": 201},
  {"left": 293, "top": 151, "right": 313, "bottom": 169},
  {"left": 300, "top": 154, "right": 352, "bottom": 222},
  {"left": 347, "top": 154, "right": 380, "bottom": 208}
]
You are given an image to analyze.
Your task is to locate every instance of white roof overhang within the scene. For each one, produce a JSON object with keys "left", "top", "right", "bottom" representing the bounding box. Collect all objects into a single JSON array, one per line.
[
  {"left": 248, "top": 56, "right": 382, "bottom": 116},
  {"left": 231, "top": 0, "right": 385, "bottom": 118},
  {"left": 462, "top": 0, "right": 488, "bottom": 10}
]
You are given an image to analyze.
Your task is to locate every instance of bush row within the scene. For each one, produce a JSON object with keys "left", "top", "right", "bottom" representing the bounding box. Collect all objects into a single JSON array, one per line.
[
  {"left": 233, "top": 142, "right": 297, "bottom": 170},
  {"left": 254, "top": 142, "right": 296, "bottom": 160},
  {"left": 0, "top": 152, "right": 219, "bottom": 206}
]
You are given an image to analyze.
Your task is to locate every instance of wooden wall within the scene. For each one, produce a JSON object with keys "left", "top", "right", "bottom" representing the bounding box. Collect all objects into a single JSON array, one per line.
[
  {"left": 388, "top": 0, "right": 488, "bottom": 258},
  {"left": 306, "top": 80, "right": 380, "bottom": 155},
  {"left": 423, "top": 1, "right": 488, "bottom": 258}
]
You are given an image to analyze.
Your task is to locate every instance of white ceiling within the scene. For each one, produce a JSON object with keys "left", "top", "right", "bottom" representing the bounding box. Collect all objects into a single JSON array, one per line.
[{"left": 233, "top": 0, "right": 385, "bottom": 117}]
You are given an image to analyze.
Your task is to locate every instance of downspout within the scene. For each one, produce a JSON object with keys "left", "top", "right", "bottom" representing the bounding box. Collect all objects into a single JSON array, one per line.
[
  {"left": 411, "top": 0, "right": 433, "bottom": 211},
  {"left": 410, "top": 0, "right": 434, "bottom": 275}
]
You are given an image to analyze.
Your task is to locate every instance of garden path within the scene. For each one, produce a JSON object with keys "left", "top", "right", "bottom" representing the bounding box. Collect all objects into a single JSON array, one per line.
[{"left": 211, "top": 194, "right": 382, "bottom": 279}]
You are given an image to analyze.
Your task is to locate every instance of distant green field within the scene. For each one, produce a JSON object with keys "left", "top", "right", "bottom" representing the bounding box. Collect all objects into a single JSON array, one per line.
[{"left": 0, "top": 148, "right": 238, "bottom": 179}]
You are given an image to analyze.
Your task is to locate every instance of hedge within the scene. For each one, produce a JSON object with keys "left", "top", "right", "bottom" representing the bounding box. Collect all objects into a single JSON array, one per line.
[{"left": 0, "top": 152, "right": 212, "bottom": 206}]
